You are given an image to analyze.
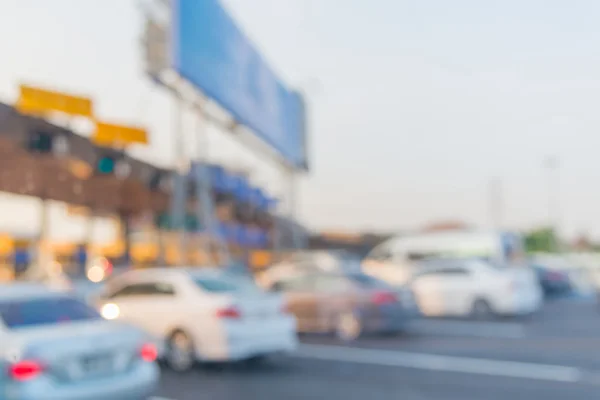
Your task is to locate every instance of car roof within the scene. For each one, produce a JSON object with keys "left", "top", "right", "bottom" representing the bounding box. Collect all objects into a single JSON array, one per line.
[{"left": 0, "top": 283, "right": 63, "bottom": 302}]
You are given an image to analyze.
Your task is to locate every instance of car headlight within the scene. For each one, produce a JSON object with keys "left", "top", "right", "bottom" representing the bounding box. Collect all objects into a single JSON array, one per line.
[
  {"left": 101, "top": 303, "right": 120, "bottom": 320},
  {"left": 87, "top": 265, "right": 106, "bottom": 283}
]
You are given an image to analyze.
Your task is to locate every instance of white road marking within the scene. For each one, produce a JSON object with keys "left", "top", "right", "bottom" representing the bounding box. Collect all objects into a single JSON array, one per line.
[
  {"left": 296, "top": 344, "right": 583, "bottom": 383},
  {"left": 410, "top": 319, "right": 526, "bottom": 339},
  {"left": 150, "top": 397, "right": 177, "bottom": 400}
]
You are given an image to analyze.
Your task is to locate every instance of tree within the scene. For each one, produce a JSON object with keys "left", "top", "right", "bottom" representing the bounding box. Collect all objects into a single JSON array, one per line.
[{"left": 524, "top": 227, "right": 557, "bottom": 253}]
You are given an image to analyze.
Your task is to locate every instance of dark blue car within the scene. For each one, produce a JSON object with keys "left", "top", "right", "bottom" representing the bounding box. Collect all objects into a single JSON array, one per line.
[{"left": 532, "top": 264, "right": 572, "bottom": 297}]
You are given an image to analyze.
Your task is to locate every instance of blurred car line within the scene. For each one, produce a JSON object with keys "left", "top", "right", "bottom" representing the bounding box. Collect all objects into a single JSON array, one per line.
[{"left": 4, "top": 232, "right": 596, "bottom": 399}]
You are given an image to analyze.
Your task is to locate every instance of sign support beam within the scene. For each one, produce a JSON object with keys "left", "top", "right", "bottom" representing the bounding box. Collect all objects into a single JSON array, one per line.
[{"left": 171, "top": 88, "right": 188, "bottom": 266}]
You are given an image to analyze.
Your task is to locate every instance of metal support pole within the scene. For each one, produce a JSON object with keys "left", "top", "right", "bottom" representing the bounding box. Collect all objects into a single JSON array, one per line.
[
  {"left": 85, "top": 209, "right": 94, "bottom": 270},
  {"left": 172, "top": 89, "right": 188, "bottom": 266},
  {"left": 287, "top": 166, "right": 303, "bottom": 250},
  {"left": 545, "top": 157, "right": 560, "bottom": 252},
  {"left": 34, "top": 198, "right": 52, "bottom": 280},
  {"left": 193, "top": 102, "right": 230, "bottom": 266},
  {"left": 489, "top": 177, "right": 503, "bottom": 232},
  {"left": 271, "top": 201, "right": 282, "bottom": 261}
]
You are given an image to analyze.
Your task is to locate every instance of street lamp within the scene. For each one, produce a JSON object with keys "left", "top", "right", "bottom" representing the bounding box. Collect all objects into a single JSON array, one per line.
[
  {"left": 544, "top": 156, "right": 560, "bottom": 252},
  {"left": 489, "top": 177, "right": 503, "bottom": 231}
]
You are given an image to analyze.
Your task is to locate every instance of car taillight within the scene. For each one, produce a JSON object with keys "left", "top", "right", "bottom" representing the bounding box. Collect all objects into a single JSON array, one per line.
[
  {"left": 371, "top": 291, "right": 397, "bottom": 305},
  {"left": 216, "top": 307, "right": 241, "bottom": 319},
  {"left": 140, "top": 343, "right": 158, "bottom": 362},
  {"left": 102, "top": 258, "right": 113, "bottom": 276},
  {"left": 9, "top": 360, "right": 45, "bottom": 381}
]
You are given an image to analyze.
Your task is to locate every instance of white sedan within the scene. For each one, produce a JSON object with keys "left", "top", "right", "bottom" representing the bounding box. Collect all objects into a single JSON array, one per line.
[
  {"left": 409, "top": 259, "right": 543, "bottom": 318},
  {"left": 0, "top": 283, "right": 159, "bottom": 400},
  {"left": 96, "top": 268, "right": 298, "bottom": 372}
]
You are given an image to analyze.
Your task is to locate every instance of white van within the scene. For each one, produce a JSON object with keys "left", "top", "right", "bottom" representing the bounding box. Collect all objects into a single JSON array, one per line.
[{"left": 362, "top": 230, "right": 526, "bottom": 286}]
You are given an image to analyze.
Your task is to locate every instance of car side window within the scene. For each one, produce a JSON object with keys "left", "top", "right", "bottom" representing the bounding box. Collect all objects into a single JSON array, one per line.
[
  {"left": 411, "top": 268, "right": 440, "bottom": 281},
  {"left": 294, "top": 261, "right": 320, "bottom": 272},
  {"left": 369, "top": 247, "right": 392, "bottom": 262},
  {"left": 107, "top": 284, "right": 141, "bottom": 298},
  {"left": 273, "top": 275, "right": 315, "bottom": 292},
  {"left": 108, "top": 282, "right": 176, "bottom": 299},
  {"left": 407, "top": 252, "right": 432, "bottom": 261},
  {"left": 412, "top": 266, "right": 462, "bottom": 280},
  {"left": 440, "top": 267, "right": 470, "bottom": 276},
  {"left": 313, "top": 275, "right": 353, "bottom": 293}
]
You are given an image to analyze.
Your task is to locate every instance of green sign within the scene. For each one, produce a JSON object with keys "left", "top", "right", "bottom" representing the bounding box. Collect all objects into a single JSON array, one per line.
[{"left": 155, "top": 213, "right": 202, "bottom": 232}]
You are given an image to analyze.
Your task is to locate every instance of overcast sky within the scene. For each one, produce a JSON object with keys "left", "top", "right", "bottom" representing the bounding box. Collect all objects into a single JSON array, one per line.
[{"left": 2, "top": 0, "right": 600, "bottom": 239}]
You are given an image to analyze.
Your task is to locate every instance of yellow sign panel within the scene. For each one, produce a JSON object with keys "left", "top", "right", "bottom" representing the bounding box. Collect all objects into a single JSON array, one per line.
[
  {"left": 0, "top": 234, "right": 14, "bottom": 256},
  {"left": 68, "top": 159, "right": 93, "bottom": 180},
  {"left": 93, "top": 122, "right": 149, "bottom": 146},
  {"left": 66, "top": 205, "right": 90, "bottom": 217},
  {"left": 131, "top": 243, "right": 159, "bottom": 262},
  {"left": 98, "top": 240, "right": 125, "bottom": 258},
  {"left": 17, "top": 84, "right": 93, "bottom": 118},
  {"left": 250, "top": 250, "right": 272, "bottom": 269}
]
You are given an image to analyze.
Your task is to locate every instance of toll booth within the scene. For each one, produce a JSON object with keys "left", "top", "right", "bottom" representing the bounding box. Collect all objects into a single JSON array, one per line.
[
  {"left": 52, "top": 242, "right": 78, "bottom": 278},
  {"left": 12, "top": 238, "right": 33, "bottom": 279},
  {"left": 0, "top": 235, "right": 15, "bottom": 282}
]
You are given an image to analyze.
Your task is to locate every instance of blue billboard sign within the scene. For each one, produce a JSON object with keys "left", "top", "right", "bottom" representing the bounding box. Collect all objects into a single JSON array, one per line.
[
  {"left": 206, "top": 164, "right": 230, "bottom": 192},
  {"left": 231, "top": 175, "right": 251, "bottom": 202},
  {"left": 267, "top": 197, "right": 278, "bottom": 210},
  {"left": 171, "top": 0, "right": 307, "bottom": 169},
  {"left": 249, "top": 187, "right": 263, "bottom": 207}
]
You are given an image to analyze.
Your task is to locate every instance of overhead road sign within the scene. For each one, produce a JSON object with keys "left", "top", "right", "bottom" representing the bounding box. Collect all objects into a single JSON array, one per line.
[
  {"left": 171, "top": 0, "right": 307, "bottom": 170},
  {"left": 92, "top": 121, "right": 149, "bottom": 146},
  {"left": 17, "top": 84, "right": 94, "bottom": 118}
]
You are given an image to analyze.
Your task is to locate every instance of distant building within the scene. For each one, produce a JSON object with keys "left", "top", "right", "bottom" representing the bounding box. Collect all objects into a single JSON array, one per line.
[
  {"left": 308, "top": 231, "right": 392, "bottom": 258},
  {"left": 421, "top": 221, "right": 471, "bottom": 232},
  {"left": 572, "top": 234, "right": 593, "bottom": 252}
]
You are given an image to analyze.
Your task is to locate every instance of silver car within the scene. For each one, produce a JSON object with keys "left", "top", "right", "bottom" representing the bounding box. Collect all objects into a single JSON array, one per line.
[{"left": 0, "top": 283, "right": 159, "bottom": 400}]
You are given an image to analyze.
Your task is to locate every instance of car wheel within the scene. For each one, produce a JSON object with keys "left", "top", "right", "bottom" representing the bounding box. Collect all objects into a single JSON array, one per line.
[
  {"left": 165, "top": 330, "right": 196, "bottom": 373},
  {"left": 471, "top": 299, "right": 493, "bottom": 320},
  {"left": 335, "top": 312, "right": 362, "bottom": 341},
  {"left": 380, "top": 328, "right": 405, "bottom": 337},
  {"left": 244, "top": 354, "right": 271, "bottom": 367}
]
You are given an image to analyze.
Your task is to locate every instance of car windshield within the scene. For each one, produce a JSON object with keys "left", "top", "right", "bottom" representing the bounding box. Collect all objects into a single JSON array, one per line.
[
  {"left": 470, "top": 258, "right": 506, "bottom": 269},
  {"left": 0, "top": 296, "right": 101, "bottom": 329},
  {"left": 193, "top": 275, "right": 262, "bottom": 295},
  {"left": 348, "top": 273, "right": 392, "bottom": 288}
]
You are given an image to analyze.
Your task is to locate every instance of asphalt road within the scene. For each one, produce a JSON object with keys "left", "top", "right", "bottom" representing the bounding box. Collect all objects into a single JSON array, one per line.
[{"left": 154, "top": 297, "right": 600, "bottom": 400}]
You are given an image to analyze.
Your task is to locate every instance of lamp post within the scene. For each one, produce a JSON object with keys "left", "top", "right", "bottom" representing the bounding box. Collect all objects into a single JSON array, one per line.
[
  {"left": 544, "top": 156, "right": 560, "bottom": 252},
  {"left": 489, "top": 177, "right": 503, "bottom": 232}
]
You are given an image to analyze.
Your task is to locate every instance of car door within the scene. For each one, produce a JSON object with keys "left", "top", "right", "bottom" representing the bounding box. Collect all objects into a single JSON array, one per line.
[
  {"left": 364, "top": 256, "right": 409, "bottom": 286},
  {"left": 100, "top": 282, "right": 146, "bottom": 325},
  {"left": 410, "top": 269, "right": 446, "bottom": 317},
  {"left": 436, "top": 266, "right": 475, "bottom": 316},
  {"left": 103, "top": 280, "right": 179, "bottom": 339},
  {"left": 311, "top": 274, "right": 357, "bottom": 331},
  {"left": 273, "top": 275, "right": 321, "bottom": 333}
]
